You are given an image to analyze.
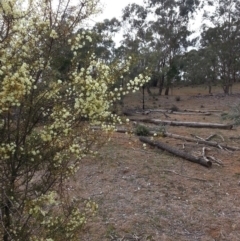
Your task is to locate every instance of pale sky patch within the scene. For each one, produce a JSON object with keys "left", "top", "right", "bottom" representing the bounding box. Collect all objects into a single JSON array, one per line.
[{"left": 89, "top": 0, "right": 145, "bottom": 25}]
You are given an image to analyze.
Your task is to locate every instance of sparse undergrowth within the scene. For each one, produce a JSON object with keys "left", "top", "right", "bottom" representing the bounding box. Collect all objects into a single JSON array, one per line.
[
  {"left": 135, "top": 124, "right": 150, "bottom": 136},
  {"left": 76, "top": 88, "right": 240, "bottom": 240}
]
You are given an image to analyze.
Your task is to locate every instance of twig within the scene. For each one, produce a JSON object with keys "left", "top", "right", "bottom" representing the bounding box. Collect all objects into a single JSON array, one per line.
[
  {"left": 205, "top": 134, "right": 216, "bottom": 141},
  {"left": 191, "top": 134, "right": 206, "bottom": 141},
  {"left": 201, "top": 147, "right": 210, "bottom": 163},
  {"left": 208, "top": 156, "right": 224, "bottom": 166},
  {"left": 165, "top": 132, "right": 240, "bottom": 151},
  {"left": 218, "top": 144, "right": 223, "bottom": 150},
  {"left": 163, "top": 112, "right": 170, "bottom": 118},
  {"left": 206, "top": 134, "right": 225, "bottom": 141},
  {"left": 163, "top": 169, "right": 209, "bottom": 182}
]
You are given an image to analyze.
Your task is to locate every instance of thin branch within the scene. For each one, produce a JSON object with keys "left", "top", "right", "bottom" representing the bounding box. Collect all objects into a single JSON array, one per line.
[{"left": 163, "top": 169, "right": 210, "bottom": 182}]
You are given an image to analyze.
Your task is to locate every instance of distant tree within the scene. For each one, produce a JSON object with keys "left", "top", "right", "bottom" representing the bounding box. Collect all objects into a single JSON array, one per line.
[
  {"left": 145, "top": 0, "right": 200, "bottom": 95},
  {"left": 181, "top": 48, "right": 217, "bottom": 94},
  {"left": 202, "top": 0, "right": 240, "bottom": 94}
]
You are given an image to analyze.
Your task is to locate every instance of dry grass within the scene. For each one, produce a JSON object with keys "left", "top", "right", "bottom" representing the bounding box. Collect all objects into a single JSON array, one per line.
[{"left": 71, "top": 85, "right": 240, "bottom": 240}]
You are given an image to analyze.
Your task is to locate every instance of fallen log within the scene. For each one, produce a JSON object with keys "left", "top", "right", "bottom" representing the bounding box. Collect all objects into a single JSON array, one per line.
[
  {"left": 183, "top": 109, "right": 222, "bottom": 113},
  {"left": 164, "top": 132, "right": 240, "bottom": 151},
  {"left": 128, "top": 118, "right": 233, "bottom": 129},
  {"left": 149, "top": 109, "right": 212, "bottom": 116},
  {"left": 148, "top": 109, "right": 169, "bottom": 113},
  {"left": 139, "top": 137, "right": 212, "bottom": 167},
  {"left": 163, "top": 169, "right": 210, "bottom": 181},
  {"left": 91, "top": 126, "right": 129, "bottom": 133},
  {"left": 170, "top": 111, "right": 211, "bottom": 116}
]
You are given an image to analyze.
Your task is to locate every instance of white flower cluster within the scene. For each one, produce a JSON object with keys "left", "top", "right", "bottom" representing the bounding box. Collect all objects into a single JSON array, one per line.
[
  {"left": 50, "top": 29, "right": 58, "bottom": 39},
  {"left": 0, "top": 0, "right": 150, "bottom": 239},
  {"left": 0, "top": 142, "right": 16, "bottom": 160},
  {"left": 70, "top": 32, "right": 93, "bottom": 53},
  {"left": 28, "top": 191, "right": 57, "bottom": 216},
  {"left": 0, "top": 63, "right": 33, "bottom": 111},
  {"left": 0, "top": 0, "right": 22, "bottom": 17}
]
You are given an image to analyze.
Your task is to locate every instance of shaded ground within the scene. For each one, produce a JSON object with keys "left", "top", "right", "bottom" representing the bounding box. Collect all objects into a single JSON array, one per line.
[{"left": 73, "top": 86, "right": 240, "bottom": 240}]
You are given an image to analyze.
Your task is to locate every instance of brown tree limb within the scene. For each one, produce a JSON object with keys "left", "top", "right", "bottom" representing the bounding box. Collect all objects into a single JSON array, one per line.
[
  {"left": 125, "top": 108, "right": 212, "bottom": 117},
  {"left": 91, "top": 126, "right": 129, "bottom": 134},
  {"left": 139, "top": 136, "right": 212, "bottom": 167},
  {"left": 205, "top": 134, "right": 224, "bottom": 141},
  {"left": 201, "top": 147, "right": 223, "bottom": 166},
  {"left": 183, "top": 109, "right": 222, "bottom": 113},
  {"left": 164, "top": 132, "right": 240, "bottom": 151},
  {"left": 149, "top": 109, "right": 212, "bottom": 116},
  {"left": 162, "top": 169, "right": 210, "bottom": 182},
  {"left": 129, "top": 117, "right": 233, "bottom": 129}
]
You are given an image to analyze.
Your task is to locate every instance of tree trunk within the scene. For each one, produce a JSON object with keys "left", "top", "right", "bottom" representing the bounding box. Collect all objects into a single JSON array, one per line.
[
  {"left": 165, "top": 86, "right": 169, "bottom": 95},
  {"left": 142, "top": 86, "right": 145, "bottom": 110},
  {"left": 158, "top": 75, "right": 164, "bottom": 95},
  {"left": 139, "top": 137, "right": 212, "bottom": 167},
  {"left": 3, "top": 199, "right": 12, "bottom": 241},
  {"left": 146, "top": 84, "right": 152, "bottom": 95},
  {"left": 208, "top": 85, "right": 212, "bottom": 94},
  {"left": 223, "top": 84, "right": 229, "bottom": 95}
]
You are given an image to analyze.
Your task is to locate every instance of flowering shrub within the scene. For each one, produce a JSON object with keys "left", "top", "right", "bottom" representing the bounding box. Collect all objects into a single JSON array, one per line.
[{"left": 0, "top": 0, "right": 149, "bottom": 240}]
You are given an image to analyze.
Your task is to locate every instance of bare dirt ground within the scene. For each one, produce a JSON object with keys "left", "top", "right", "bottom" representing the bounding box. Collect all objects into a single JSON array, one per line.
[{"left": 75, "top": 85, "right": 240, "bottom": 240}]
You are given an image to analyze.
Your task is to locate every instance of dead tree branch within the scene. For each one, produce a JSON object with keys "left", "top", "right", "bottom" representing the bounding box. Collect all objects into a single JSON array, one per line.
[
  {"left": 164, "top": 132, "right": 240, "bottom": 151},
  {"left": 148, "top": 109, "right": 212, "bottom": 116},
  {"left": 162, "top": 169, "right": 210, "bottom": 182},
  {"left": 129, "top": 118, "right": 233, "bottom": 129},
  {"left": 139, "top": 137, "right": 212, "bottom": 167},
  {"left": 183, "top": 109, "right": 222, "bottom": 113}
]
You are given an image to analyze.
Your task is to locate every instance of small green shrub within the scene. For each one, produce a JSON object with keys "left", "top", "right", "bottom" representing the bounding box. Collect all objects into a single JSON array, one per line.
[
  {"left": 169, "top": 105, "right": 179, "bottom": 112},
  {"left": 157, "top": 125, "right": 166, "bottom": 136},
  {"left": 223, "top": 103, "right": 240, "bottom": 125},
  {"left": 175, "top": 96, "right": 181, "bottom": 101},
  {"left": 135, "top": 125, "right": 150, "bottom": 136}
]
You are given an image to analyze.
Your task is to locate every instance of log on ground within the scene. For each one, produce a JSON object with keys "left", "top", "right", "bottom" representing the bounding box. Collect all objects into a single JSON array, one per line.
[
  {"left": 149, "top": 109, "right": 212, "bottom": 116},
  {"left": 129, "top": 118, "right": 233, "bottom": 129},
  {"left": 183, "top": 109, "right": 222, "bottom": 113},
  {"left": 139, "top": 137, "right": 212, "bottom": 167}
]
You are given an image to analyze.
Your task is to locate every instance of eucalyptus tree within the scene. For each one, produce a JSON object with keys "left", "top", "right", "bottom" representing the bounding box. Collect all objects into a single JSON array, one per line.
[
  {"left": 120, "top": 3, "right": 153, "bottom": 109},
  {"left": 121, "top": 3, "right": 150, "bottom": 77},
  {"left": 202, "top": 0, "right": 240, "bottom": 94},
  {"left": 181, "top": 48, "right": 217, "bottom": 94},
  {"left": 145, "top": 0, "right": 200, "bottom": 95},
  {"left": 51, "top": 16, "right": 121, "bottom": 82},
  {"left": 90, "top": 17, "right": 121, "bottom": 63}
]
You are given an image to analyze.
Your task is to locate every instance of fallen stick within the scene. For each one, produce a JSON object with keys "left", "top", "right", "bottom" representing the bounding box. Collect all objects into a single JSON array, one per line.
[
  {"left": 163, "top": 169, "right": 209, "bottom": 182},
  {"left": 91, "top": 126, "right": 130, "bottom": 134},
  {"left": 170, "top": 111, "right": 211, "bottom": 116},
  {"left": 183, "top": 109, "right": 222, "bottom": 113},
  {"left": 205, "top": 134, "right": 224, "bottom": 141},
  {"left": 129, "top": 118, "right": 233, "bottom": 129},
  {"left": 139, "top": 136, "right": 212, "bottom": 167},
  {"left": 201, "top": 147, "right": 223, "bottom": 166},
  {"left": 208, "top": 156, "right": 224, "bottom": 166},
  {"left": 149, "top": 109, "right": 212, "bottom": 116},
  {"left": 164, "top": 132, "right": 240, "bottom": 151}
]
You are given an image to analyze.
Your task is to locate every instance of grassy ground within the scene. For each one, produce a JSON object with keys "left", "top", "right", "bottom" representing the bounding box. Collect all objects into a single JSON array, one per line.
[{"left": 71, "top": 85, "right": 240, "bottom": 240}]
